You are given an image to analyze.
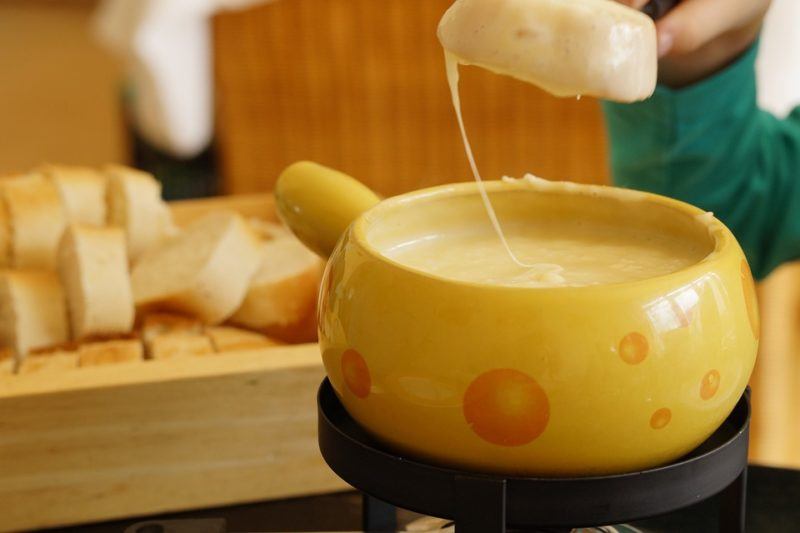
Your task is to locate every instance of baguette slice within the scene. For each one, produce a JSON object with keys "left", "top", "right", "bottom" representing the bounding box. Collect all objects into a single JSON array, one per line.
[
  {"left": 140, "top": 312, "right": 203, "bottom": 355},
  {"left": 18, "top": 349, "right": 78, "bottom": 375},
  {"left": 2, "top": 175, "right": 68, "bottom": 269},
  {"left": 105, "top": 164, "right": 170, "bottom": 260},
  {"left": 0, "top": 347, "right": 14, "bottom": 375},
  {"left": 0, "top": 174, "right": 52, "bottom": 268},
  {"left": 39, "top": 164, "right": 107, "bottom": 226},
  {"left": 58, "top": 224, "right": 135, "bottom": 339},
  {"left": 229, "top": 237, "right": 323, "bottom": 343},
  {"left": 0, "top": 270, "right": 69, "bottom": 360},
  {"left": 205, "top": 326, "right": 280, "bottom": 352},
  {"left": 149, "top": 332, "right": 214, "bottom": 359},
  {"left": 132, "top": 211, "right": 262, "bottom": 324},
  {"left": 78, "top": 338, "right": 144, "bottom": 367}
]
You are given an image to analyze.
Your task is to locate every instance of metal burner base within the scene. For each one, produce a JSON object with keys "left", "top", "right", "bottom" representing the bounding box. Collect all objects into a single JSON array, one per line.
[{"left": 318, "top": 379, "right": 750, "bottom": 533}]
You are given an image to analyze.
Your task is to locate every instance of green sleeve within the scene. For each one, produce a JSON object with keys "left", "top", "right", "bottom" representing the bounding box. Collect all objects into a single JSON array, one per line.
[{"left": 603, "top": 42, "right": 800, "bottom": 280}]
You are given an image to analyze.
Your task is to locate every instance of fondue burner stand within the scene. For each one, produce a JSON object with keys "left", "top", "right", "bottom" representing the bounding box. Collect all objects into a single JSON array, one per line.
[{"left": 318, "top": 380, "right": 751, "bottom": 533}]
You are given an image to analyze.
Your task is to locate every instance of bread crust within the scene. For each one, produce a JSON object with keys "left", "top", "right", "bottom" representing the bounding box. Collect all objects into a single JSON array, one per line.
[
  {"left": 149, "top": 332, "right": 214, "bottom": 359},
  {"left": 78, "top": 338, "right": 144, "bottom": 366},
  {"left": 18, "top": 349, "right": 79, "bottom": 374},
  {"left": 230, "top": 237, "right": 322, "bottom": 343}
]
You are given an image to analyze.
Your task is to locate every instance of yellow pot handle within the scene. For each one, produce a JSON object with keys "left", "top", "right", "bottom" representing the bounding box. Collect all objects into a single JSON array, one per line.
[{"left": 275, "top": 161, "right": 381, "bottom": 257}]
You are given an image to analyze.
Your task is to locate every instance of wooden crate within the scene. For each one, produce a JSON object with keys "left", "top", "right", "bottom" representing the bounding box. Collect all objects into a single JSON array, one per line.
[{"left": 0, "top": 195, "right": 348, "bottom": 532}]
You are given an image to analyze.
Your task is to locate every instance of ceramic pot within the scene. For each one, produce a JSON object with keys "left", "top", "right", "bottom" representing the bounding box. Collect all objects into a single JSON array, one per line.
[{"left": 276, "top": 161, "right": 758, "bottom": 475}]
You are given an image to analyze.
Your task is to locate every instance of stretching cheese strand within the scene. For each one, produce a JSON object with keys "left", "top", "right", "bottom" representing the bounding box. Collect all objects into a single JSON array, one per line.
[{"left": 445, "top": 52, "right": 539, "bottom": 269}]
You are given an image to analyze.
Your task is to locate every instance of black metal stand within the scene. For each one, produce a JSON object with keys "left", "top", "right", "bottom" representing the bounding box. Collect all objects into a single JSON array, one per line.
[
  {"left": 719, "top": 468, "right": 748, "bottom": 533},
  {"left": 363, "top": 495, "right": 398, "bottom": 532},
  {"left": 318, "top": 379, "right": 750, "bottom": 532}
]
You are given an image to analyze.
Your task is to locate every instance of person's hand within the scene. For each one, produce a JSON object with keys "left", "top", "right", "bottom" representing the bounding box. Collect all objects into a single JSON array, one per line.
[{"left": 617, "top": 0, "right": 771, "bottom": 87}]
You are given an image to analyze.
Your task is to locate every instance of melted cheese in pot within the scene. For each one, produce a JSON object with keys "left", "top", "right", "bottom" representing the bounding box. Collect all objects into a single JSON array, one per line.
[{"left": 386, "top": 222, "right": 706, "bottom": 287}]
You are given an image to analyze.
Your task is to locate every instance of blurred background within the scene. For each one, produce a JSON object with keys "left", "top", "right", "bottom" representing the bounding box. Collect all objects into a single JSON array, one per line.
[
  {"left": 0, "top": 0, "right": 608, "bottom": 200},
  {"left": 0, "top": 0, "right": 798, "bottom": 469}
]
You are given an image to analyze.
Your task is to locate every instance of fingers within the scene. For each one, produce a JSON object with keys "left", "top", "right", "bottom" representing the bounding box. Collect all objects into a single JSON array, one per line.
[{"left": 657, "top": 0, "right": 771, "bottom": 56}]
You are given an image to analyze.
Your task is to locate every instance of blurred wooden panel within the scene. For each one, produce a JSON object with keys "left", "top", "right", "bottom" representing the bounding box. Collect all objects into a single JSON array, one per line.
[
  {"left": 0, "top": 1, "right": 126, "bottom": 174},
  {"left": 212, "top": 0, "right": 609, "bottom": 196}
]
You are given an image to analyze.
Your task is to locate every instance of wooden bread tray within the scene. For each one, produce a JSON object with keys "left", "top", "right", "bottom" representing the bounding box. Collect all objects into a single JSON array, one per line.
[{"left": 0, "top": 194, "right": 348, "bottom": 532}]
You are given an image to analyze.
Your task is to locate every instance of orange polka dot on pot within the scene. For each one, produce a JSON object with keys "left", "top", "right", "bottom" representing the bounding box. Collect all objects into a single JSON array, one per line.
[
  {"left": 462, "top": 369, "right": 549, "bottom": 447},
  {"left": 700, "top": 370, "right": 721, "bottom": 400},
  {"left": 650, "top": 408, "right": 672, "bottom": 430},
  {"left": 618, "top": 332, "right": 649, "bottom": 365},
  {"left": 341, "top": 349, "right": 371, "bottom": 399}
]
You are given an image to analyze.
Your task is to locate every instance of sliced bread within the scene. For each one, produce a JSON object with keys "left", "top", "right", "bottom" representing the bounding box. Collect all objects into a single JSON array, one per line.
[
  {"left": 229, "top": 236, "right": 323, "bottom": 343},
  {"left": 140, "top": 312, "right": 203, "bottom": 355},
  {"left": 131, "top": 211, "right": 262, "bottom": 324},
  {"left": 105, "top": 164, "right": 170, "bottom": 260},
  {"left": 205, "top": 326, "right": 280, "bottom": 352},
  {"left": 39, "top": 164, "right": 107, "bottom": 226},
  {"left": 58, "top": 224, "right": 135, "bottom": 340},
  {"left": 78, "top": 338, "right": 144, "bottom": 367},
  {"left": 149, "top": 333, "right": 214, "bottom": 359},
  {"left": 0, "top": 270, "right": 69, "bottom": 360},
  {"left": 17, "top": 349, "right": 79, "bottom": 375},
  {"left": 0, "top": 347, "right": 14, "bottom": 375},
  {"left": 2, "top": 174, "right": 67, "bottom": 269}
]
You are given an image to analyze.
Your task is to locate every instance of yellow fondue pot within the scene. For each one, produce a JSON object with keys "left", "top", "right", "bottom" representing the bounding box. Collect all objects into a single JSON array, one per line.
[{"left": 276, "top": 161, "right": 758, "bottom": 476}]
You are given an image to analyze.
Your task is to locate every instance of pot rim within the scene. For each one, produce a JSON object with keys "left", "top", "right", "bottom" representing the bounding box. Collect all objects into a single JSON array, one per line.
[{"left": 348, "top": 179, "right": 734, "bottom": 293}]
